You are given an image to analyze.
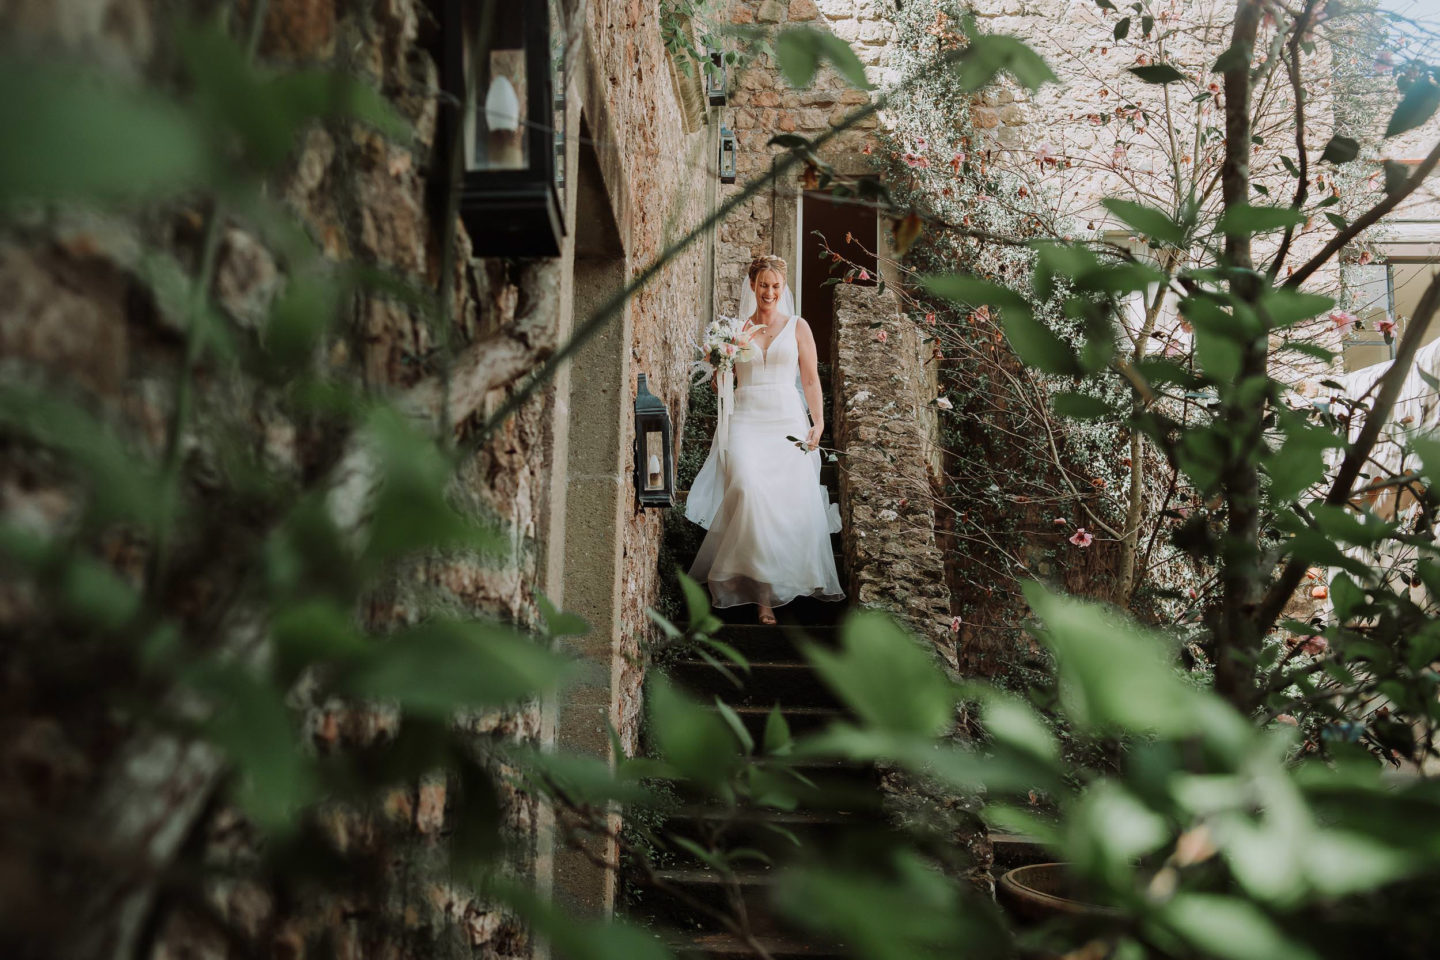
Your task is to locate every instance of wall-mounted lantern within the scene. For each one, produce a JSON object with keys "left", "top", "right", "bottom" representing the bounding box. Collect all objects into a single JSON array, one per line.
[
  {"left": 634, "top": 374, "right": 674, "bottom": 508},
  {"left": 441, "top": 0, "right": 566, "bottom": 258},
  {"left": 706, "top": 48, "right": 728, "bottom": 106},
  {"left": 718, "top": 124, "right": 737, "bottom": 184}
]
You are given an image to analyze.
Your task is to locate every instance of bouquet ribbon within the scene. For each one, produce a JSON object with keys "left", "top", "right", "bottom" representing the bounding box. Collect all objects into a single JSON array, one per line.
[{"left": 715, "top": 366, "right": 735, "bottom": 475}]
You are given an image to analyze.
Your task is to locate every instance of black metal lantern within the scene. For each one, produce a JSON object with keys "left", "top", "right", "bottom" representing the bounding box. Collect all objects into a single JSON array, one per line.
[
  {"left": 633, "top": 374, "right": 674, "bottom": 508},
  {"left": 441, "top": 0, "right": 567, "bottom": 257},
  {"left": 718, "top": 124, "right": 737, "bottom": 184},
  {"left": 706, "top": 48, "right": 728, "bottom": 106}
]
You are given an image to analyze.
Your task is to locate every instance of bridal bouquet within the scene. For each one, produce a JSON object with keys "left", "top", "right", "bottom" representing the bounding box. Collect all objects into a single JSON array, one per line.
[{"left": 692, "top": 314, "right": 757, "bottom": 382}]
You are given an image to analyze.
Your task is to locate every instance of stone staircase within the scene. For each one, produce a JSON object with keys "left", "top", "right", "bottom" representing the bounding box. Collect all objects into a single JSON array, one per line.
[
  {"left": 634, "top": 383, "right": 882, "bottom": 957},
  {"left": 638, "top": 373, "right": 1050, "bottom": 954}
]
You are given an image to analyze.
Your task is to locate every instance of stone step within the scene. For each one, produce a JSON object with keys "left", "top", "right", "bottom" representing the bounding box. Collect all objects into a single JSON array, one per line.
[
  {"left": 666, "top": 932, "right": 847, "bottom": 959},
  {"left": 660, "top": 807, "right": 894, "bottom": 867},
  {"left": 704, "top": 624, "right": 839, "bottom": 662},
  {"left": 704, "top": 704, "right": 847, "bottom": 740},
  {"left": 718, "top": 594, "right": 847, "bottom": 627},
  {"left": 636, "top": 868, "right": 785, "bottom": 936},
  {"left": 670, "top": 659, "right": 842, "bottom": 708}
]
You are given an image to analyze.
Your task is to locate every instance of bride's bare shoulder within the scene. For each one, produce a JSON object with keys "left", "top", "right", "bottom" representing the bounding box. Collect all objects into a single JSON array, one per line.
[{"left": 794, "top": 316, "right": 815, "bottom": 337}]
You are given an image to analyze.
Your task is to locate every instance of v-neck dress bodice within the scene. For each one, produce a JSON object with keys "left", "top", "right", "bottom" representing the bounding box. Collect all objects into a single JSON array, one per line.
[{"left": 685, "top": 314, "right": 844, "bottom": 610}]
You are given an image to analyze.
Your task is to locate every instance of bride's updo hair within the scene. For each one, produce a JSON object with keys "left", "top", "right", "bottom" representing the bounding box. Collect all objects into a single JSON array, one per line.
[{"left": 747, "top": 254, "right": 788, "bottom": 283}]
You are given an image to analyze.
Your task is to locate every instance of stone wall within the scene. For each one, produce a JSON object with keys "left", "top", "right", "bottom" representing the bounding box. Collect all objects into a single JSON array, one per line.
[
  {"left": 0, "top": 0, "right": 708, "bottom": 954},
  {"left": 831, "top": 285, "right": 957, "bottom": 670}
]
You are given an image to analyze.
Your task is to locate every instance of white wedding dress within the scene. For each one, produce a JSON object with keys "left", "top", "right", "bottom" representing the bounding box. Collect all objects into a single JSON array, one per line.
[{"left": 685, "top": 314, "right": 844, "bottom": 609}]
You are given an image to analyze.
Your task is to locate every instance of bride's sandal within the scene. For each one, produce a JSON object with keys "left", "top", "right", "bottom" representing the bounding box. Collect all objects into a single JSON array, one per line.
[{"left": 758, "top": 605, "right": 777, "bottom": 625}]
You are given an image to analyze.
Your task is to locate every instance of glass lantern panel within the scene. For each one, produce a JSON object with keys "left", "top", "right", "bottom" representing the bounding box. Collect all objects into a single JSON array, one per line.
[
  {"left": 464, "top": 4, "right": 528, "bottom": 172},
  {"left": 644, "top": 429, "right": 666, "bottom": 491},
  {"left": 551, "top": 0, "right": 567, "bottom": 198}
]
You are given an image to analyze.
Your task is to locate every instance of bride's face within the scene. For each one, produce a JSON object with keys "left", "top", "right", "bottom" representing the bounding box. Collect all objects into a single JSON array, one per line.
[{"left": 752, "top": 270, "right": 785, "bottom": 311}]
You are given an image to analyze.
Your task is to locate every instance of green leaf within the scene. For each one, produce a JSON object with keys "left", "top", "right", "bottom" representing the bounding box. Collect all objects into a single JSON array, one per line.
[
  {"left": 805, "top": 610, "right": 958, "bottom": 737},
  {"left": 677, "top": 569, "right": 723, "bottom": 635},
  {"left": 1321, "top": 135, "right": 1360, "bottom": 164},
  {"left": 342, "top": 620, "right": 574, "bottom": 717},
  {"left": 1386, "top": 78, "right": 1440, "bottom": 138},
  {"left": 714, "top": 696, "right": 756, "bottom": 754},
  {"left": 1213, "top": 44, "right": 1250, "bottom": 73},
  {"left": 1051, "top": 391, "right": 1114, "bottom": 420},
  {"left": 1160, "top": 894, "right": 1320, "bottom": 960},
  {"left": 775, "top": 27, "right": 873, "bottom": 90},
  {"left": 60, "top": 555, "right": 141, "bottom": 631},
  {"left": 0, "top": 388, "right": 173, "bottom": 527},
  {"left": 265, "top": 272, "right": 341, "bottom": 375},
  {"left": 1331, "top": 573, "right": 1365, "bottom": 621},
  {"left": 764, "top": 704, "right": 793, "bottom": 755},
  {"left": 769, "top": 133, "right": 811, "bottom": 149},
  {"left": 537, "top": 591, "right": 590, "bottom": 639},
  {"left": 956, "top": 34, "right": 1056, "bottom": 92},
  {"left": 362, "top": 408, "right": 503, "bottom": 565},
  {"left": 648, "top": 677, "right": 742, "bottom": 783},
  {"left": 919, "top": 274, "right": 1030, "bottom": 313},
  {"left": 1114, "top": 16, "right": 1131, "bottom": 40},
  {"left": 1384, "top": 159, "right": 1410, "bottom": 195},
  {"left": 1129, "top": 64, "right": 1187, "bottom": 84},
  {"left": 190, "top": 665, "right": 316, "bottom": 835},
  {"left": 1258, "top": 288, "right": 1334, "bottom": 328},
  {"left": 1325, "top": 211, "right": 1348, "bottom": 230},
  {"left": 1218, "top": 203, "right": 1308, "bottom": 235},
  {"left": 980, "top": 692, "right": 1059, "bottom": 763},
  {"left": 1023, "top": 582, "right": 1216, "bottom": 736},
  {"left": 0, "top": 58, "right": 211, "bottom": 205},
  {"left": 270, "top": 599, "right": 369, "bottom": 686},
  {"left": 1194, "top": 327, "right": 1244, "bottom": 382},
  {"left": 1102, "top": 198, "right": 1185, "bottom": 245},
  {"left": 1280, "top": 155, "right": 1300, "bottom": 178}
]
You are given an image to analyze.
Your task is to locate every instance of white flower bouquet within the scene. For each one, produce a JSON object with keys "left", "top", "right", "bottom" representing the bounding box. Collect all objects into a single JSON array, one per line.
[{"left": 692, "top": 314, "right": 758, "bottom": 382}]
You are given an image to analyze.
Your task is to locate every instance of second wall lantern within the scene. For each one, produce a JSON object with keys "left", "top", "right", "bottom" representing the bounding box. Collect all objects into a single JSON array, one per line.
[
  {"left": 634, "top": 374, "right": 674, "bottom": 508},
  {"left": 718, "top": 124, "right": 737, "bottom": 184},
  {"left": 441, "top": 0, "right": 567, "bottom": 257}
]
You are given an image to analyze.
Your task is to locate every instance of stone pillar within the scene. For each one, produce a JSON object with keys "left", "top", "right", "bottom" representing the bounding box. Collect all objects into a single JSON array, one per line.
[{"left": 831, "top": 285, "right": 956, "bottom": 671}]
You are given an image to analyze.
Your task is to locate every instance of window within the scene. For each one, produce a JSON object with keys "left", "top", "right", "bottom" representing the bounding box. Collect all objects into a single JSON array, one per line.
[{"left": 1341, "top": 259, "right": 1440, "bottom": 372}]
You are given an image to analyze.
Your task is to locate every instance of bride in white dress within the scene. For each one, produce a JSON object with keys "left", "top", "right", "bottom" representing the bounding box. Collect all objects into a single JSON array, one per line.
[{"left": 685, "top": 255, "right": 844, "bottom": 624}]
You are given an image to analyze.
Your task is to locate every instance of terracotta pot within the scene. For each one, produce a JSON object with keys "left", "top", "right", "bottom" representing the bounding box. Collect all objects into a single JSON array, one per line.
[{"left": 997, "top": 863, "right": 1120, "bottom": 923}]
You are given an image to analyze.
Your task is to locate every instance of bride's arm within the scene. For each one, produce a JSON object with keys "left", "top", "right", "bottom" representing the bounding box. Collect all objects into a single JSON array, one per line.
[{"left": 796, "top": 319, "right": 824, "bottom": 448}]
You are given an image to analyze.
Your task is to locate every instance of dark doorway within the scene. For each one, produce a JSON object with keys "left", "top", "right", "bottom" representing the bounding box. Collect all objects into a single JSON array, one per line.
[{"left": 799, "top": 191, "right": 878, "bottom": 367}]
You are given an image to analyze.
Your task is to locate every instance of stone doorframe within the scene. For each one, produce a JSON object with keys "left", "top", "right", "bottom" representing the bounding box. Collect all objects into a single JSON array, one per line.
[{"left": 535, "top": 28, "right": 634, "bottom": 924}]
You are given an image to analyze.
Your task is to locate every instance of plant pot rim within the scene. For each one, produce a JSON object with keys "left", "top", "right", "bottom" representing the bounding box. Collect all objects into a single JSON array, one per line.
[{"left": 998, "top": 862, "right": 1123, "bottom": 919}]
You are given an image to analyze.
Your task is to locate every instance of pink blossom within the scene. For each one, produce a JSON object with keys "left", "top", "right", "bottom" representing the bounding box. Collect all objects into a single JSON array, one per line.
[
  {"left": 1034, "top": 142, "right": 1055, "bottom": 163},
  {"left": 914, "top": 137, "right": 928, "bottom": 151},
  {"left": 1069, "top": 528, "right": 1094, "bottom": 547},
  {"left": 950, "top": 615, "right": 963, "bottom": 633},
  {"left": 1053, "top": 517, "right": 1068, "bottom": 526},
  {"left": 1276, "top": 713, "right": 1299, "bottom": 726},
  {"left": 858, "top": 268, "right": 870, "bottom": 281},
  {"left": 1111, "top": 143, "right": 1128, "bottom": 166},
  {"left": 903, "top": 153, "right": 922, "bottom": 168},
  {"left": 1378, "top": 315, "right": 1397, "bottom": 336},
  {"left": 876, "top": 330, "right": 888, "bottom": 343},
  {"left": 1330, "top": 310, "right": 1358, "bottom": 335},
  {"left": 925, "top": 312, "right": 937, "bottom": 325},
  {"left": 724, "top": 343, "right": 737, "bottom": 356},
  {"left": 1299, "top": 635, "right": 1329, "bottom": 656},
  {"left": 953, "top": 151, "right": 967, "bottom": 164},
  {"left": 935, "top": 396, "right": 953, "bottom": 410}
]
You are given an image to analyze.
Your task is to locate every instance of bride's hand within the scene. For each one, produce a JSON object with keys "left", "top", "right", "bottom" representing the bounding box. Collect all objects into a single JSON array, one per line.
[{"left": 805, "top": 423, "right": 823, "bottom": 450}]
